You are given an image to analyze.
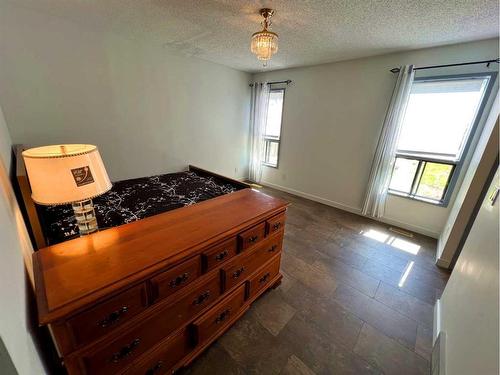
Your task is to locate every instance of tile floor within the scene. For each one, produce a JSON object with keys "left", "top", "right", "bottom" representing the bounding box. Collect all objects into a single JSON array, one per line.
[{"left": 179, "top": 187, "right": 450, "bottom": 375}]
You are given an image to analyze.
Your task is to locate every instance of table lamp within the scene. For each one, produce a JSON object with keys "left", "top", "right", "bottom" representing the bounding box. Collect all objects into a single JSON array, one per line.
[{"left": 22, "top": 144, "right": 112, "bottom": 236}]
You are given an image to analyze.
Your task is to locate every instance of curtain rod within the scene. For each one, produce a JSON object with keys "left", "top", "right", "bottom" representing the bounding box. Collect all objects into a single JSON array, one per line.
[
  {"left": 249, "top": 80, "right": 292, "bottom": 87},
  {"left": 390, "top": 58, "right": 500, "bottom": 73}
]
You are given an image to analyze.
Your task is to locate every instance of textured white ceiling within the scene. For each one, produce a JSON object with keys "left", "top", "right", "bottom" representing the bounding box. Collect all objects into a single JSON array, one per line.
[{"left": 4, "top": 0, "right": 499, "bottom": 72}]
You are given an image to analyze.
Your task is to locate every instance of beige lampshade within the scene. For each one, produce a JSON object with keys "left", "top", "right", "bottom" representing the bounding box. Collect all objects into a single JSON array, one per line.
[{"left": 22, "top": 144, "right": 112, "bottom": 205}]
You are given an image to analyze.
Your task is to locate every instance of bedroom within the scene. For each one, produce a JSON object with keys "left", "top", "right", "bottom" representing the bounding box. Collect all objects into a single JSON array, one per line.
[{"left": 0, "top": 1, "right": 498, "bottom": 375}]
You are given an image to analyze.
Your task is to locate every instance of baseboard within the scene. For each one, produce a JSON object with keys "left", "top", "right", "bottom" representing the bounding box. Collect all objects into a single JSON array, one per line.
[
  {"left": 261, "top": 180, "right": 440, "bottom": 238},
  {"left": 435, "top": 257, "right": 451, "bottom": 268},
  {"left": 431, "top": 330, "right": 446, "bottom": 375},
  {"left": 376, "top": 216, "right": 440, "bottom": 239},
  {"left": 260, "top": 180, "right": 362, "bottom": 215},
  {"left": 433, "top": 299, "right": 441, "bottom": 344},
  {"left": 432, "top": 300, "right": 446, "bottom": 374}
]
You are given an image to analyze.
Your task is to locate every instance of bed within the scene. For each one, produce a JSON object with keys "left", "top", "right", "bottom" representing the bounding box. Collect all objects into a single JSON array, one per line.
[{"left": 13, "top": 145, "right": 250, "bottom": 249}]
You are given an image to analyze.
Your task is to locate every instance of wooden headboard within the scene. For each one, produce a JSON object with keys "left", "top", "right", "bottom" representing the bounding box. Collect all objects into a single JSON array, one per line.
[
  {"left": 13, "top": 145, "right": 47, "bottom": 250},
  {"left": 188, "top": 165, "right": 251, "bottom": 190}
]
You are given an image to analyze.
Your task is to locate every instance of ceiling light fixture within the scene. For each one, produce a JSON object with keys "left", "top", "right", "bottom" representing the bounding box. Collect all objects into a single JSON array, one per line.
[{"left": 250, "top": 8, "right": 278, "bottom": 66}]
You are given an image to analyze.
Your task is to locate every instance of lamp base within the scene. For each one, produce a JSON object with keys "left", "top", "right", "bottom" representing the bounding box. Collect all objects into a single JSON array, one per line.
[{"left": 72, "top": 199, "right": 98, "bottom": 236}]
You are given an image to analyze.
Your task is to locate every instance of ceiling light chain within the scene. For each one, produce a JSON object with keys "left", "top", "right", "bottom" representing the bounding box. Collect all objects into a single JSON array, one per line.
[{"left": 261, "top": 13, "right": 272, "bottom": 29}]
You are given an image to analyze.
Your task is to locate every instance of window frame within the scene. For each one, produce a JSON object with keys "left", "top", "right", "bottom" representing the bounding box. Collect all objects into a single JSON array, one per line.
[
  {"left": 389, "top": 155, "right": 457, "bottom": 204},
  {"left": 262, "top": 88, "right": 286, "bottom": 168},
  {"left": 388, "top": 71, "right": 497, "bottom": 207}
]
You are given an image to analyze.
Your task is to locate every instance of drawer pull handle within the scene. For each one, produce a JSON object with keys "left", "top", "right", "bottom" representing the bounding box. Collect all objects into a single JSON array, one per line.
[
  {"left": 193, "top": 291, "right": 211, "bottom": 306},
  {"left": 248, "top": 235, "right": 259, "bottom": 243},
  {"left": 232, "top": 267, "right": 245, "bottom": 279},
  {"left": 215, "top": 250, "right": 229, "bottom": 261},
  {"left": 110, "top": 338, "right": 140, "bottom": 363},
  {"left": 145, "top": 360, "right": 163, "bottom": 375},
  {"left": 272, "top": 222, "right": 282, "bottom": 230},
  {"left": 169, "top": 272, "right": 189, "bottom": 288},
  {"left": 215, "top": 309, "right": 231, "bottom": 324},
  {"left": 268, "top": 245, "right": 278, "bottom": 253},
  {"left": 98, "top": 306, "right": 128, "bottom": 328},
  {"left": 259, "top": 272, "right": 271, "bottom": 284}
]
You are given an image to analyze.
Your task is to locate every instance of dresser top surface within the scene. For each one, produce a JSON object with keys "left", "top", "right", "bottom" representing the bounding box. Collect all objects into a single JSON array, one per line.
[{"left": 33, "top": 188, "right": 288, "bottom": 323}]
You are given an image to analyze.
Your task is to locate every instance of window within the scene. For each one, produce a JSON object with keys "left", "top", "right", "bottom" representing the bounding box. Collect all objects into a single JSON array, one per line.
[
  {"left": 263, "top": 89, "right": 285, "bottom": 167},
  {"left": 388, "top": 74, "right": 494, "bottom": 205}
]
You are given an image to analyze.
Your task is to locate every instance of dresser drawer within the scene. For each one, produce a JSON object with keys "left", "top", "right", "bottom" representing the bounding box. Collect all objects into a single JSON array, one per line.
[
  {"left": 78, "top": 274, "right": 220, "bottom": 375},
  {"left": 238, "top": 222, "right": 266, "bottom": 252},
  {"left": 192, "top": 284, "right": 246, "bottom": 345},
  {"left": 123, "top": 328, "right": 191, "bottom": 375},
  {"left": 222, "top": 234, "right": 283, "bottom": 291},
  {"left": 66, "top": 283, "right": 148, "bottom": 349},
  {"left": 150, "top": 257, "right": 201, "bottom": 303},
  {"left": 201, "top": 237, "right": 237, "bottom": 273},
  {"left": 246, "top": 255, "right": 281, "bottom": 301},
  {"left": 266, "top": 213, "right": 286, "bottom": 236}
]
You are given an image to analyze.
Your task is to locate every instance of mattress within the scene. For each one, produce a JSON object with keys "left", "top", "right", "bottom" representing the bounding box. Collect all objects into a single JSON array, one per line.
[{"left": 37, "top": 171, "right": 244, "bottom": 245}]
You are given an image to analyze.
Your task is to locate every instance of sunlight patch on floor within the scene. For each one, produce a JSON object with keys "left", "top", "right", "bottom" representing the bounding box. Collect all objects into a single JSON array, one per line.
[
  {"left": 360, "top": 228, "right": 421, "bottom": 255},
  {"left": 398, "top": 261, "right": 414, "bottom": 287},
  {"left": 362, "top": 229, "right": 390, "bottom": 242},
  {"left": 390, "top": 238, "right": 421, "bottom": 254}
]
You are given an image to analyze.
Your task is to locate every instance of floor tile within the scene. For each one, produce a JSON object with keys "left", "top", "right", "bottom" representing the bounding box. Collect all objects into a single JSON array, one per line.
[
  {"left": 250, "top": 289, "right": 297, "bottom": 336},
  {"left": 354, "top": 323, "right": 430, "bottom": 375},
  {"left": 408, "top": 263, "right": 448, "bottom": 290},
  {"left": 320, "top": 355, "right": 382, "bottom": 375},
  {"left": 283, "top": 236, "right": 328, "bottom": 265},
  {"left": 280, "top": 252, "right": 338, "bottom": 297},
  {"left": 280, "top": 270, "right": 296, "bottom": 293},
  {"left": 280, "top": 355, "right": 316, "bottom": 375},
  {"left": 415, "top": 324, "right": 433, "bottom": 361},
  {"left": 361, "top": 258, "right": 402, "bottom": 285},
  {"left": 180, "top": 186, "right": 449, "bottom": 374},
  {"left": 277, "top": 313, "right": 379, "bottom": 375},
  {"left": 329, "top": 225, "right": 362, "bottom": 248},
  {"left": 367, "top": 246, "right": 411, "bottom": 273},
  {"left": 361, "top": 258, "right": 441, "bottom": 305},
  {"left": 375, "top": 282, "right": 434, "bottom": 328},
  {"left": 296, "top": 296, "right": 364, "bottom": 350},
  {"left": 177, "top": 342, "right": 246, "bottom": 375},
  {"left": 219, "top": 314, "right": 292, "bottom": 375},
  {"left": 278, "top": 277, "right": 329, "bottom": 314},
  {"left": 400, "top": 276, "right": 443, "bottom": 306},
  {"left": 314, "top": 257, "right": 380, "bottom": 297},
  {"left": 316, "top": 240, "right": 369, "bottom": 269},
  {"left": 333, "top": 283, "right": 418, "bottom": 350},
  {"left": 344, "top": 241, "right": 377, "bottom": 259}
]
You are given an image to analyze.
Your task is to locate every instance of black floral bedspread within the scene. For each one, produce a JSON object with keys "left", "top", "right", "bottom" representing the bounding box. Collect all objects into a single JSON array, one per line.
[{"left": 37, "top": 171, "right": 243, "bottom": 245}]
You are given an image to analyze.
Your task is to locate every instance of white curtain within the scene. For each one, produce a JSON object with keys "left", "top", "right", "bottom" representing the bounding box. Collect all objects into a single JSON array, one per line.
[
  {"left": 248, "top": 82, "right": 270, "bottom": 183},
  {"left": 362, "top": 65, "right": 415, "bottom": 218}
]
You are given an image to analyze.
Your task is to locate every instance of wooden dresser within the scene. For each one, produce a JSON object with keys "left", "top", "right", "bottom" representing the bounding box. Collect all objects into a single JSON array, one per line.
[{"left": 33, "top": 189, "right": 288, "bottom": 374}]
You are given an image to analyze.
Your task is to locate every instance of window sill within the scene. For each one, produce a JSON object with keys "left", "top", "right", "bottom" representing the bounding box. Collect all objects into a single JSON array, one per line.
[
  {"left": 388, "top": 190, "right": 449, "bottom": 208},
  {"left": 262, "top": 162, "right": 278, "bottom": 169}
]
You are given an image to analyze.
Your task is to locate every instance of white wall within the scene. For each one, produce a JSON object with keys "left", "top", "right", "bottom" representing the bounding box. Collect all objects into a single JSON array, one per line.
[
  {"left": 437, "top": 92, "right": 499, "bottom": 267},
  {"left": 436, "top": 168, "right": 499, "bottom": 375},
  {"left": 0, "top": 3, "right": 251, "bottom": 182},
  {"left": 0, "top": 104, "right": 47, "bottom": 374},
  {"left": 254, "top": 39, "right": 499, "bottom": 237}
]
